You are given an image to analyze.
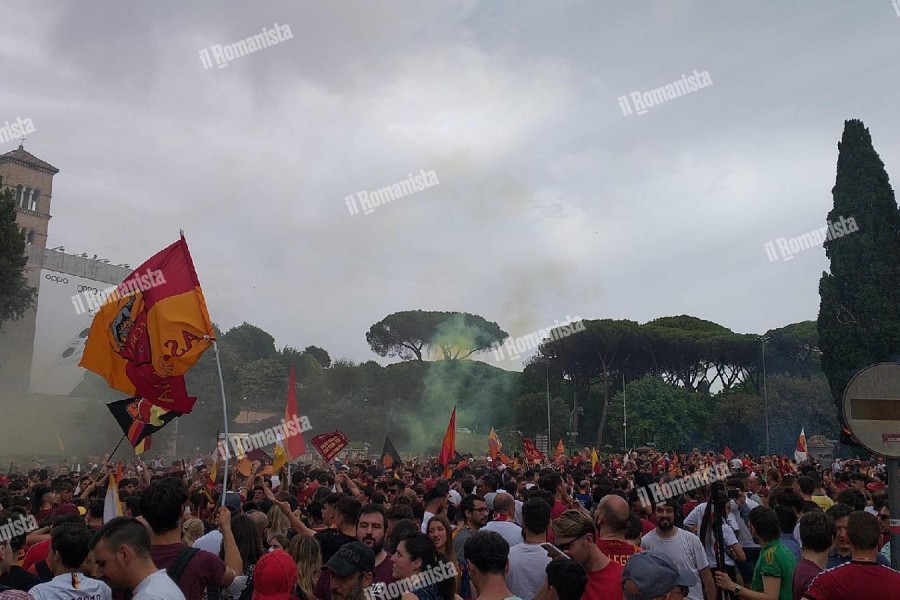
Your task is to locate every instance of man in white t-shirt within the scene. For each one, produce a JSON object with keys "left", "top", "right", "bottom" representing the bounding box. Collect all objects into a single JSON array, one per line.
[
  {"left": 28, "top": 523, "right": 111, "bottom": 600},
  {"left": 640, "top": 501, "right": 715, "bottom": 600},
  {"left": 482, "top": 493, "right": 523, "bottom": 548},
  {"left": 90, "top": 517, "right": 185, "bottom": 600},
  {"left": 506, "top": 497, "right": 552, "bottom": 600}
]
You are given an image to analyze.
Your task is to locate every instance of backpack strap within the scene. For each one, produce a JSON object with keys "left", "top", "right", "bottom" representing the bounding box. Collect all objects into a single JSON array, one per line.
[
  {"left": 167, "top": 546, "right": 201, "bottom": 586},
  {"left": 35, "top": 559, "right": 53, "bottom": 582}
]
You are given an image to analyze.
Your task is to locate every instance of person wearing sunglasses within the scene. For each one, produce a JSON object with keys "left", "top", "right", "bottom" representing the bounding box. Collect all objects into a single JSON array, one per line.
[{"left": 549, "top": 509, "right": 623, "bottom": 600}]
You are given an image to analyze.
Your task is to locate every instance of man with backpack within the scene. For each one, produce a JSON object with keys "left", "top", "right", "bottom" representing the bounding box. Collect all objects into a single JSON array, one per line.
[
  {"left": 28, "top": 523, "right": 111, "bottom": 599},
  {"left": 141, "top": 476, "right": 241, "bottom": 600}
]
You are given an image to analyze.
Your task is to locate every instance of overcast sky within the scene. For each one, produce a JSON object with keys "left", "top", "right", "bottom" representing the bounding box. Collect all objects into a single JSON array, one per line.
[{"left": 5, "top": 0, "right": 900, "bottom": 370}]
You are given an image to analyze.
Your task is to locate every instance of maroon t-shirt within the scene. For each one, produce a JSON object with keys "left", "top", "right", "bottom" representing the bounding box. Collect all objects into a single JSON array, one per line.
[
  {"left": 151, "top": 543, "right": 227, "bottom": 600},
  {"left": 805, "top": 560, "right": 900, "bottom": 600},
  {"left": 792, "top": 558, "right": 822, "bottom": 600}
]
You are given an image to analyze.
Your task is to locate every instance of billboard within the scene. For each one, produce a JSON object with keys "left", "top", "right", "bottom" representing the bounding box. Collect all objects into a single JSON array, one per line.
[{"left": 29, "top": 269, "right": 111, "bottom": 395}]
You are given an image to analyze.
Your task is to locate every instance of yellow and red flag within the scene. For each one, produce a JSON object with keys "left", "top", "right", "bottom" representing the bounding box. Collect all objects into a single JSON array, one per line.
[
  {"left": 554, "top": 439, "right": 565, "bottom": 461},
  {"left": 591, "top": 448, "right": 600, "bottom": 474},
  {"left": 284, "top": 367, "right": 306, "bottom": 459},
  {"left": 80, "top": 236, "right": 214, "bottom": 413},
  {"left": 488, "top": 427, "right": 502, "bottom": 460},
  {"left": 439, "top": 407, "right": 456, "bottom": 477},
  {"left": 795, "top": 428, "right": 808, "bottom": 462}
]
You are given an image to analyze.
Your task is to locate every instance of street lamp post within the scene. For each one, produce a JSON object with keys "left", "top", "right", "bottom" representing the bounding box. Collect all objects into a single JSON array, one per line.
[{"left": 758, "top": 336, "right": 771, "bottom": 455}]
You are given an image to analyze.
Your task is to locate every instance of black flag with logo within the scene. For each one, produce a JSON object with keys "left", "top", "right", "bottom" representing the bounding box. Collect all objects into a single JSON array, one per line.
[{"left": 381, "top": 437, "right": 402, "bottom": 469}]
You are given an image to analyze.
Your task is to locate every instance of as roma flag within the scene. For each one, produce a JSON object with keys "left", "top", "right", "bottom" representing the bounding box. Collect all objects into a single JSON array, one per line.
[
  {"left": 311, "top": 431, "right": 349, "bottom": 462},
  {"left": 522, "top": 438, "right": 543, "bottom": 463},
  {"left": 107, "top": 397, "right": 180, "bottom": 449},
  {"left": 438, "top": 407, "right": 456, "bottom": 468},
  {"left": 381, "top": 436, "right": 402, "bottom": 469},
  {"left": 488, "top": 427, "right": 502, "bottom": 460},
  {"left": 80, "top": 236, "right": 215, "bottom": 413}
]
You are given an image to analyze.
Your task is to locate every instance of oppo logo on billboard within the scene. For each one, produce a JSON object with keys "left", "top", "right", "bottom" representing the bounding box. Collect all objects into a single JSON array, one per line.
[
  {"left": 45, "top": 274, "right": 69, "bottom": 284},
  {"left": 76, "top": 285, "right": 99, "bottom": 294}
]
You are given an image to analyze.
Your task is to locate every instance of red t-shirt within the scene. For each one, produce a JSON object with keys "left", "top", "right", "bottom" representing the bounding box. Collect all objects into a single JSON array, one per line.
[
  {"left": 582, "top": 560, "right": 624, "bottom": 600},
  {"left": 150, "top": 543, "right": 227, "bottom": 600},
  {"left": 792, "top": 557, "right": 822, "bottom": 600},
  {"left": 595, "top": 538, "right": 639, "bottom": 567},
  {"left": 551, "top": 501, "right": 569, "bottom": 520},
  {"left": 296, "top": 481, "right": 319, "bottom": 505},
  {"left": 22, "top": 539, "right": 50, "bottom": 573},
  {"left": 805, "top": 560, "right": 900, "bottom": 600}
]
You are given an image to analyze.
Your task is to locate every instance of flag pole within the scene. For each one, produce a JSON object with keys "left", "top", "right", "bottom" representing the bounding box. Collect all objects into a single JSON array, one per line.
[
  {"left": 212, "top": 340, "right": 230, "bottom": 504},
  {"left": 107, "top": 433, "right": 126, "bottom": 462}
]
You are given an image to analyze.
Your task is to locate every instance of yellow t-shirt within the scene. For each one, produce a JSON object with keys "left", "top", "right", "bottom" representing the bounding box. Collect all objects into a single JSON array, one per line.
[{"left": 811, "top": 495, "right": 835, "bottom": 510}]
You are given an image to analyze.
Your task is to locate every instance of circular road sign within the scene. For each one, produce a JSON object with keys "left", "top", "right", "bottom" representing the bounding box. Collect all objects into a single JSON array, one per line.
[{"left": 843, "top": 362, "right": 900, "bottom": 458}]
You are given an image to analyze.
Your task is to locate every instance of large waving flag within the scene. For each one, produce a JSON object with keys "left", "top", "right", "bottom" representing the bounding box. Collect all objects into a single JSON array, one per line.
[
  {"left": 488, "top": 427, "right": 502, "bottom": 460},
  {"left": 795, "top": 428, "right": 808, "bottom": 462},
  {"left": 522, "top": 438, "right": 543, "bottom": 463},
  {"left": 284, "top": 367, "right": 306, "bottom": 459},
  {"left": 439, "top": 407, "right": 456, "bottom": 471},
  {"left": 80, "top": 236, "right": 214, "bottom": 413}
]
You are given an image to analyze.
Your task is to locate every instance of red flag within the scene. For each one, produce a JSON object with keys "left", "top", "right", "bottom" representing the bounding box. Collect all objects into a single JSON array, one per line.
[
  {"left": 284, "top": 367, "right": 306, "bottom": 459},
  {"left": 723, "top": 446, "right": 734, "bottom": 461},
  {"left": 311, "top": 431, "right": 349, "bottom": 462},
  {"left": 439, "top": 407, "right": 456, "bottom": 468},
  {"left": 522, "top": 438, "right": 543, "bottom": 463}
]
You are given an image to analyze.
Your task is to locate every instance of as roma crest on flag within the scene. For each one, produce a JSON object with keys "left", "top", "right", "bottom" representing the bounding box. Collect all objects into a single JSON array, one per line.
[
  {"left": 381, "top": 436, "right": 402, "bottom": 469},
  {"left": 80, "top": 235, "right": 215, "bottom": 414},
  {"left": 107, "top": 397, "right": 181, "bottom": 450}
]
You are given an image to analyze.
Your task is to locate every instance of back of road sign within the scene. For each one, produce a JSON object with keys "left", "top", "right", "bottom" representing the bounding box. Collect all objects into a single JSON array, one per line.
[{"left": 843, "top": 363, "right": 900, "bottom": 458}]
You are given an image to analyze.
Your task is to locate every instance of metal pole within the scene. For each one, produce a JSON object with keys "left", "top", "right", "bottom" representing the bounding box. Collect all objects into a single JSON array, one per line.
[
  {"left": 546, "top": 364, "right": 551, "bottom": 451},
  {"left": 213, "top": 340, "right": 231, "bottom": 502},
  {"left": 889, "top": 458, "right": 900, "bottom": 569},
  {"left": 173, "top": 417, "right": 178, "bottom": 460},
  {"left": 623, "top": 374, "right": 627, "bottom": 451},
  {"left": 761, "top": 337, "right": 770, "bottom": 455}
]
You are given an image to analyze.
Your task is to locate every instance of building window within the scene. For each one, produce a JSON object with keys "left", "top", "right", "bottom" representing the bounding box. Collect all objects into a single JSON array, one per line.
[
  {"left": 15, "top": 185, "right": 23, "bottom": 208},
  {"left": 30, "top": 189, "right": 39, "bottom": 211},
  {"left": 26, "top": 230, "right": 35, "bottom": 245}
]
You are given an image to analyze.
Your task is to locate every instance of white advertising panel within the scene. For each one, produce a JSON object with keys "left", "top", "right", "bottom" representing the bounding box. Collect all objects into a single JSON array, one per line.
[{"left": 29, "top": 269, "right": 111, "bottom": 395}]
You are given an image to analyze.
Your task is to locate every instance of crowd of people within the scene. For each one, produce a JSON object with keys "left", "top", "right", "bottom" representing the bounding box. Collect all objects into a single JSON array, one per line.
[{"left": 0, "top": 447, "right": 899, "bottom": 600}]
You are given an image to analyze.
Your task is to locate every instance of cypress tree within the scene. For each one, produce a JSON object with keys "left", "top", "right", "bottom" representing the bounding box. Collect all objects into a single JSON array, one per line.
[
  {"left": 818, "top": 119, "right": 900, "bottom": 441},
  {"left": 0, "top": 177, "right": 36, "bottom": 331}
]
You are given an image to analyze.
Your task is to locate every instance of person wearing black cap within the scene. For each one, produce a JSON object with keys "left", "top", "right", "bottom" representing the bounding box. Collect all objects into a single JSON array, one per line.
[
  {"left": 620, "top": 550, "right": 698, "bottom": 600},
  {"left": 324, "top": 541, "right": 375, "bottom": 600}
]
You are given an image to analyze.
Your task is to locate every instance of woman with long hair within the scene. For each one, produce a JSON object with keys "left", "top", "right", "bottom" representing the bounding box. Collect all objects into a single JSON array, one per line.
[
  {"left": 391, "top": 532, "right": 459, "bottom": 600},
  {"left": 287, "top": 534, "right": 321, "bottom": 600},
  {"left": 268, "top": 533, "right": 289, "bottom": 552},
  {"left": 426, "top": 515, "right": 456, "bottom": 563},
  {"left": 182, "top": 517, "right": 205, "bottom": 547},
  {"left": 219, "top": 514, "right": 266, "bottom": 599},
  {"left": 268, "top": 503, "right": 291, "bottom": 538}
]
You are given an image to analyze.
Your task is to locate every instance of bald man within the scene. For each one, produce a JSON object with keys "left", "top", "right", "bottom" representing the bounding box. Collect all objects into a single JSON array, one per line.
[
  {"left": 482, "top": 493, "right": 523, "bottom": 547},
  {"left": 594, "top": 493, "right": 639, "bottom": 566},
  {"left": 247, "top": 511, "right": 269, "bottom": 545}
]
